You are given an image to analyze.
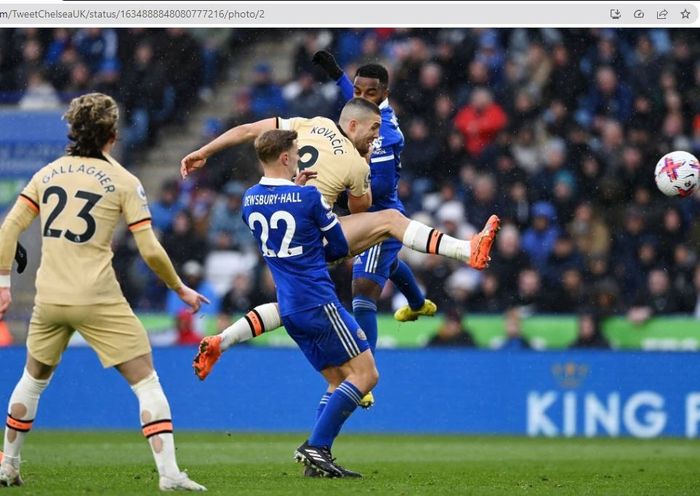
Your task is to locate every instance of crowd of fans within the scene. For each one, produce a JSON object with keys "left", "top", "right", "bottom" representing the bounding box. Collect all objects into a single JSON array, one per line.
[
  {"left": 0, "top": 28, "right": 241, "bottom": 159},
  {"left": 102, "top": 28, "right": 700, "bottom": 344}
]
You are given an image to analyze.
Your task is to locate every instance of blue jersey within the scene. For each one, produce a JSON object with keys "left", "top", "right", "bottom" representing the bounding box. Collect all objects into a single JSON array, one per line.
[
  {"left": 242, "top": 177, "right": 348, "bottom": 316},
  {"left": 338, "top": 74, "right": 405, "bottom": 213}
]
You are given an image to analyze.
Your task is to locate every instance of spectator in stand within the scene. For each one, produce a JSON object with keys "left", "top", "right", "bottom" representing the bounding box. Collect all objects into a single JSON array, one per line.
[
  {"left": 174, "top": 309, "right": 203, "bottom": 346},
  {"left": 514, "top": 268, "right": 546, "bottom": 316},
  {"left": 570, "top": 312, "right": 610, "bottom": 349},
  {"left": 567, "top": 202, "right": 610, "bottom": 261},
  {"left": 465, "top": 174, "right": 500, "bottom": 229},
  {"left": 490, "top": 224, "right": 530, "bottom": 296},
  {"left": 207, "top": 181, "right": 255, "bottom": 253},
  {"left": 165, "top": 260, "right": 219, "bottom": 324},
  {"left": 521, "top": 201, "right": 560, "bottom": 271},
  {"left": 426, "top": 308, "right": 476, "bottom": 347},
  {"left": 158, "top": 28, "right": 202, "bottom": 117},
  {"left": 249, "top": 63, "right": 287, "bottom": 119},
  {"left": 542, "top": 234, "right": 584, "bottom": 288},
  {"left": 453, "top": 87, "right": 507, "bottom": 159},
  {"left": 529, "top": 137, "right": 567, "bottom": 202},
  {"left": 546, "top": 43, "right": 585, "bottom": 109},
  {"left": 468, "top": 270, "right": 505, "bottom": 314},
  {"left": 628, "top": 269, "right": 683, "bottom": 324},
  {"left": 580, "top": 65, "right": 633, "bottom": 127},
  {"left": 121, "top": 40, "right": 171, "bottom": 151},
  {"left": 217, "top": 272, "right": 255, "bottom": 332},
  {"left": 161, "top": 211, "right": 208, "bottom": 273},
  {"left": 612, "top": 206, "right": 649, "bottom": 299},
  {"left": 400, "top": 117, "right": 441, "bottom": 180},
  {"left": 18, "top": 70, "right": 60, "bottom": 109},
  {"left": 74, "top": 28, "right": 118, "bottom": 74},
  {"left": 498, "top": 307, "right": 530, "bottom": 351},
  {"left": 548, "top": 268, "right": 588, "bottom": 314},
  {"left": 150, "top": 179, "right": 184, "bottom": 233},
  {"left": 284, "top": 70, "right": 333, "bottom": 118}
]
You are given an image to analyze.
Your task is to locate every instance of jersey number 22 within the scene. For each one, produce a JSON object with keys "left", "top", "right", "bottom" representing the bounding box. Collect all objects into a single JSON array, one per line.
[{"left": 247, "top": 211, "right": 303, "bottom": 258}]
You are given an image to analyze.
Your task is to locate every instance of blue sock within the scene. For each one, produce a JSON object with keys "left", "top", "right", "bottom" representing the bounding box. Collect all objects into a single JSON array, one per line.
[
  {"left": 390, "top": 260, "right": 425, "bottom": 310},
  {"left": 309, "top": 381, "right": 362, "bottom": 448},
  {"left": 316, "top": 392, "right": 332, "bottom": 421},
  {"left": 352, "top": 296, "right": 378, "bottom": 352}
]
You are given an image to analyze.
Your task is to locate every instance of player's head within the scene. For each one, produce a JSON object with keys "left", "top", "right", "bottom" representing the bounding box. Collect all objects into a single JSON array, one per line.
[
  {"left": 254, "top": 129, "right": 299, "bottom": 178},
  {"left": 338, "top": 97, "right": 381, "bottom": 156},
  {"left": 64, "top": 92, "right": 119, "bottom": 157},
  {"left": 353, "top": 63, "right": 389, "bottom": 105}
]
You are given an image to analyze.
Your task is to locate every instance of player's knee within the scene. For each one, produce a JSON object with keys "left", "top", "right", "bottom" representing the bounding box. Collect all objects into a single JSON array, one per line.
[
  {"left": 383, "top": 208, "right": 404, "bottom": 226},
  {"left": 9, "top": 402, "right": 28, "bottom": 419},
  {"left": 366, "top": 366, "right": 379, "bottom": 391},
  {"left": 352, "top": 278, "right": 381, "bottom": 300}
]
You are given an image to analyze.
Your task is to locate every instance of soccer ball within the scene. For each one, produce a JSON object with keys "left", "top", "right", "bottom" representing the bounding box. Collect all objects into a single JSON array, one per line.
[{"left": 654, "top": 151, "right": 700, "bottom": 197}]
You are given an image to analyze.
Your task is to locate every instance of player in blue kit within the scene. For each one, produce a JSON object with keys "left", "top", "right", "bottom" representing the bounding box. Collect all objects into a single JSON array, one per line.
[
  {"left": 313, "top": 52, "right": 437, "bottom": 362},
  {"left": 241, "top": 128, "right": 376, "bottom": 478}
]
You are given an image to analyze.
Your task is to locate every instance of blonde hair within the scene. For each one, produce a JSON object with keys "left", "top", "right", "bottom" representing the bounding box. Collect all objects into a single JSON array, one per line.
[{"left": 63, "top": 92, "right": 119, "bottom": 157}]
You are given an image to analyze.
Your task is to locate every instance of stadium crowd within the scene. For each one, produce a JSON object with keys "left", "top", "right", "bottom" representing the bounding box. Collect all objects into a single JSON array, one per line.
[
  {"left": 0, "top": 28, "right": 239, "bottom": 158},
  {"left": 13, "top": 28, "right": 697, "bottom": 335}
]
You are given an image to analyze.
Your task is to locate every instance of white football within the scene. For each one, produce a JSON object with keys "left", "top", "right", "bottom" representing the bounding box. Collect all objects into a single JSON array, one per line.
[{"left": 654, "top": 151, "right": 700, "bottom": 197}]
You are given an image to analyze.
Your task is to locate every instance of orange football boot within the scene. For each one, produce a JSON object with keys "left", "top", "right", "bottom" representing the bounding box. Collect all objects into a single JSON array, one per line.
[
  {"left": 192, "top": 335, "right": 222, "bottom": 381},
  {"left": 469, "top": 214, "right": 501, "bottom": 270}
]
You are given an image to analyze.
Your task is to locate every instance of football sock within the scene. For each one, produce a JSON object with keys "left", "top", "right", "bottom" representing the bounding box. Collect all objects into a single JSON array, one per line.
[
  {"left": 390, "top": 260, "right": 425, "bottom": 310},
  {"left": 352, "top": 296, "right": 378, "bottom": 352},
  {"left": 309, "top": 381, "right": 362, "bottom": 448},
  {"left": 402, "top": 220, "right": 469, "bottom": 261},
  {"left": 315, "top": 392, "right": 332, "bottom": 421},
  {"left": 2, "top": 368, "right": 51, "bottom": 469},
  {"left": 220, "top": 303, "right": 282, "bottom": 351},
  {"left": 131, "top": 372, "right": 180, "bottom": 478}
]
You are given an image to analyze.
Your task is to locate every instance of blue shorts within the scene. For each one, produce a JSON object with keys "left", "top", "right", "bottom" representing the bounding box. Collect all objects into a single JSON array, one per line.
[
  {"left": 282, "top": 302, "right": 370, "bottom": 371},
  {"left": 352, "top": 238, "right": 402, "bottom": 287}
]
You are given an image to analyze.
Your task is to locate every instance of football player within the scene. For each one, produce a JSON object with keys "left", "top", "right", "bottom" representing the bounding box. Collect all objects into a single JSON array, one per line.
[
  {"left": 241, "top": 128, "right": 372, "bottom": 477},
  {"left": 0, "top": 93, "right": 207, "bottom": 491}
]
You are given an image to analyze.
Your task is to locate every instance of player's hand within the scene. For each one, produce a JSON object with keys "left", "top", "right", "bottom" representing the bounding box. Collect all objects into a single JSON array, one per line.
[
  {"left": 14, "top": 242, "right": 27, "bottom": 274},
  {"left": 312, "top": 50, "right": 343, "bottom": 81},
  {"left": 0, "top": 287, "right": 12, "bottom": 320},
  {"left": 176, "top": 285, "right": 211, "bottom": 314},
  {"left": 294, "top": 170, "right": 318, "bottom": 185},
  {"left": 180, "top": 150, "right": 208, "bottom": 179}
]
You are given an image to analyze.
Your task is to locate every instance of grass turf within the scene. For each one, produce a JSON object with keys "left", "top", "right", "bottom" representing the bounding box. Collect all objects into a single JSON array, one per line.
[{"left": 8, "top": 432, "right": 700, "bottom": 495}]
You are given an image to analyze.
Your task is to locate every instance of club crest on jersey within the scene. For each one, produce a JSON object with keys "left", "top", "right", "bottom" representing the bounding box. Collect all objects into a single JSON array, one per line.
[
  {"left": 356, "top": 329, "right": 367, "bottom": 341},
  {"left": 137, "top": 184, "right": 147, "bottom": 200},
  {"left": 371, "top": 136, "right": 384, "bottom": 156}
]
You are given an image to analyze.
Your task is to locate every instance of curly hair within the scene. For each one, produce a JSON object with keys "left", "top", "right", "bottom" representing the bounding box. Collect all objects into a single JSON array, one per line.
[{"left": 63, "top": 92, "right": 119, "bottom": 157}]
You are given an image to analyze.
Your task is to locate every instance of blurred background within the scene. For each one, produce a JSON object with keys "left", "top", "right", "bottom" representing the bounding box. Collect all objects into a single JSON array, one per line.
[{"left": 0, "top": 27, "right": 699, "bottom": 350}]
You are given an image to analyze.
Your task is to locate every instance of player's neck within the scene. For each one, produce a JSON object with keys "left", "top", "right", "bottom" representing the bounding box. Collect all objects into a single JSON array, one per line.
[{"left": 261, "top": 167, "right": 293, "bottom": 182}]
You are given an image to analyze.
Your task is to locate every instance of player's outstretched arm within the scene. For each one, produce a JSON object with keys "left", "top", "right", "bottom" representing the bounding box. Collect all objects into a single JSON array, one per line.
[
  {"left": 180, "top": 117, "right": 277, "bottom": 178},
  {"left": 312, "top": 50, "right": 353, "bottom": 101},
  {"left": 132, "top": 228, "right": 210, "bottom": 313},
  {"left": 0, "top": 199, "right": 38, "bottom": 319}
]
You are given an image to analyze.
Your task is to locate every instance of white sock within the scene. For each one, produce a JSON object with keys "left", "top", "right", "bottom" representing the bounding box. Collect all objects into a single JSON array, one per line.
[
  {"left": 130, "top": 372, "right": 180, "bottom": 478},
  {"left": 2, "top": 369, "right": 51, "bottom": 469},
  {"left": 220, "top": 303, "right": 282, "bottom": 351},
  {"left": 402, "top": 220, "right": 469, "bottom": 261}
]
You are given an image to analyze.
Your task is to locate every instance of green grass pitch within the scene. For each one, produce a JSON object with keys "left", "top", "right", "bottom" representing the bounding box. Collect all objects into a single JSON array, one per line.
[{"left": 10, "top": 432, "right": 700, "bottom": 495}]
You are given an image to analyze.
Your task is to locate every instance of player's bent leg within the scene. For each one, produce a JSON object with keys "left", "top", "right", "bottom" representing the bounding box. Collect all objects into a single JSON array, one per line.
[
  {"left": 340, "top": 210, "right": 501, "bottom": 268},
  {"left": 1, "top": 355, "right": 54, "bottom": 487},
  {"left": 117, "top": 355, "right": 206, "bottom": 492},
  {"left": 193, "top": 302, "right": 282, "bottom": 381}
]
